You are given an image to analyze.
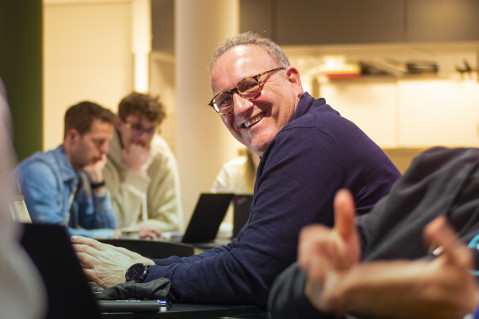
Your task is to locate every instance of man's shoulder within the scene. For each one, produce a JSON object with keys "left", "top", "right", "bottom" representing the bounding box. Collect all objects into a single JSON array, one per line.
[
  {"left": 286, "top": 98, "right": 344, "bottom": 132},
  {"left": 17, "top": 146, "right": 73, "bottom": 180},
  {"left": 150, "top": 135, "right": 176, "bottom": 160},
  {"left": 408, "top": 147, "right": 479, "bottom": 175},
  {"left": 18, "top": 147, "right": 59, "bottom": 170},
  {"left": 415, "top": 146, "right": 479, "bottom": 160}
]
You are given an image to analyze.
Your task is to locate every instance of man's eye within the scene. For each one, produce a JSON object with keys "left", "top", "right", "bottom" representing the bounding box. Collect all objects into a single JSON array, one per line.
[
  {"left": 243, "top": 82, "right": 258, "bottom": 91},
  {"left": 219, "top": 95, "right": 232, "bottom": 107}
]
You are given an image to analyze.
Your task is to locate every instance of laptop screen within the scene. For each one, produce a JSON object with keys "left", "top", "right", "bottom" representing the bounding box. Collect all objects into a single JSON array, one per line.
[
  {"left": 182, "top": 193, "right": 235, "bottom": 243},
  {"left": 20, "top": 223, "right": 101, "bottom": 319}
]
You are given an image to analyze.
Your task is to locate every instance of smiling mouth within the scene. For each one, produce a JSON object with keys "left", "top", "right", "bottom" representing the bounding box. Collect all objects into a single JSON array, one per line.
[{"left": 244, "top": 115, "right": 264, "bottom": 128}]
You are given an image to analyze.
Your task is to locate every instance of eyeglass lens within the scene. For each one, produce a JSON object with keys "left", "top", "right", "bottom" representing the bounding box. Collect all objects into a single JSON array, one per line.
[
  {"left": 128, "top": 123, "right": 155, "bottom": 135},
  {"left": 214, "top": 77, "right": 261, "bottom": 112}
]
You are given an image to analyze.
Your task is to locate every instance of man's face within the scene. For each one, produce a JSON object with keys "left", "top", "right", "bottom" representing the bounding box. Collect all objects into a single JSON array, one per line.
[
  {"left": 115, "top": 115, "right": 158, "bottom": 149},
  {"left": 210, "top": 45, "right": 303, "bottom": 156},
  {"left": 70, "top": 119, "right": 113, "bottom": 170}
]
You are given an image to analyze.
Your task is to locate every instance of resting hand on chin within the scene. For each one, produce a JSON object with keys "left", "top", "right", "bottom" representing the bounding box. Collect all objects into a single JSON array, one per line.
[
  {"left": 71, "top": 236, "right": 154, "bottom": 288},
  {"left": 122, "top": 143, "right": 152, "bottom": 175},
  {"left": 82, "top": 154, "right": 107, "bottom": 183}
]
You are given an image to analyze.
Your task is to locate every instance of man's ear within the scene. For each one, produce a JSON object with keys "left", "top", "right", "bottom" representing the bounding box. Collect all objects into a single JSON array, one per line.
[
  {"left": 285, "top": 66, "right": 304, "bottom": 98},
  {"left": 64, "top": 128, "right": 80, "bottom": 144}
]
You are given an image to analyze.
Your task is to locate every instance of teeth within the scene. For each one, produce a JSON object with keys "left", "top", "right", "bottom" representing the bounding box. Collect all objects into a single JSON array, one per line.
[{"left": 245, "top": 115, "right": 263, "bottom": 128}]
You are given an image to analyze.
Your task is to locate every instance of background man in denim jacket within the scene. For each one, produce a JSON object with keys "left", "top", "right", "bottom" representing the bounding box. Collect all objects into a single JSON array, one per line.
[{"left": 16, "top": 101, "right": 119, "bottom": 238}]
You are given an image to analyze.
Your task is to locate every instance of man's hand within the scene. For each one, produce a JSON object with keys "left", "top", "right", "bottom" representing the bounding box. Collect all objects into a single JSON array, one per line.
[
  {"left": 326, "top": 216, "right": 478, "bottom": 319},
  {"left": 72, "top": 236, "right": 154, "bottom": 288},
  {"left": 299, "top": 189, "right": 361, "bottom": 312},
  {"left": 137, "top": 223, "right": 163, "bottom": 239},
  {"left": 301, "top": 205, "right": 479, "bottom": 319},
  {"left": 122, "top": 144, "right": 152, "bottom": 175},
  {"left": 82, "top": 154, "right": 107, "bottom": 183}
]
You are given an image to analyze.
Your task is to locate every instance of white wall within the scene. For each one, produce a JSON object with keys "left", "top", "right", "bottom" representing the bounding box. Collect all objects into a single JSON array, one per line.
[
  {"left": 43, "top": 1, "right": 133, "bottom": 150},
  {"left": 290, "top": 48, "right": 479, "bottom": 148},
  {"left": 320, "top": 75, "right": 479, "bottom": 148}
]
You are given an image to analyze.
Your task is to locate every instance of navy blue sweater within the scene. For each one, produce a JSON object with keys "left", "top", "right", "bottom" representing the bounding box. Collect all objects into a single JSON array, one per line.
[{"left": 146, "top": 93, "right": 400, "bottom": 305}]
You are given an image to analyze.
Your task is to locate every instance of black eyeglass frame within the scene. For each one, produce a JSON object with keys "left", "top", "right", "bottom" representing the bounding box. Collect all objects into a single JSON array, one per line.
[
  {"left": 123, "top": 120, "right": 158, "bottom": 136},
  {"left": 208, "top": 67, "right": 285, "bottom": 115}
]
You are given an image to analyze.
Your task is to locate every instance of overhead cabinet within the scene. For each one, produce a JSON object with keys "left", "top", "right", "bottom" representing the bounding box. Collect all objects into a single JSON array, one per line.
[
  {"left": 405, "top": 0, "right": 479, "bottom": 42},
  {"left": 274, "top": 0, "right": 404, "bottom": 45},
  {"left": 241, "top": 0, "right": 479, "bottom": 45}
]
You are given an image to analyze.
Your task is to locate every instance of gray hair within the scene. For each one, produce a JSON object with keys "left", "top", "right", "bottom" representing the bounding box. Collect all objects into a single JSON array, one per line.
[{"left": 209, "top": 32, "right": 291, "bottom": 71}]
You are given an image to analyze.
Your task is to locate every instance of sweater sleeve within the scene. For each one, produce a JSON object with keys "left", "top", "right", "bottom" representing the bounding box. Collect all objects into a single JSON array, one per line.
[
  {"left": 103, "top": 137, "right": 183, "bottom": 232},
  {"left": 143, "top": 129, "right": 352, "bottom": 305},
  {"left": 268, "top": 263, "right": 336, "bottom": 319},
  {"left": 18, "top": 160, "right": 70, "bottom": 225},
  {"left": 143, "top": 147, "right": 183, "bottom": 232},
  {"left": 18, "top": 159, "right": 117, "bottom": 239},
  {"left": 103, "top": 160, "right": 149, "bottom": 228},
  {"left": 142, "top": 107, "right": 398, "bottom": 305}
]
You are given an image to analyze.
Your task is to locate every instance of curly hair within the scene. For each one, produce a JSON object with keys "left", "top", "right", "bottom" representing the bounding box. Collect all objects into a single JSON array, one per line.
[{"left": 118, "top": 92, "right": 166, "bottom": 125}]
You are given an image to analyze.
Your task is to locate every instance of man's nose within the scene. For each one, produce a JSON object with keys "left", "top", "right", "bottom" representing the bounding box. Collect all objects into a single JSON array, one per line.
[
  {"left": 233, "top": 93, "right": 254, "bottom": 114},
  {"left": 100, "top": 143, "right": 109, "bottom": 155},
  {"left": 137, "top": 132, "right": 151, "bottom": 143}
]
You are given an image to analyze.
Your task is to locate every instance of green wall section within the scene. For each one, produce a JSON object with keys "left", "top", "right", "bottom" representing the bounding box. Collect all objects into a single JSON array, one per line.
[{"left": 0, "top": 1, "right": 43, "bottom": 162}]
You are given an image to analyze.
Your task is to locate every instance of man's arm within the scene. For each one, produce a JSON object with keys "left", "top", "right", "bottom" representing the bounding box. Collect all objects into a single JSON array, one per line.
[
  {"left": 103, "top": 159, "right": 148, "bottom": 228},
  {"left": 141, "top": 146, "right": 183, "bottom": 233},
  {"left": 73, "top": 184, "right": 119, "bottom": 238},
  {"left": 19, "top": 158, "right": 118, "bottom": 239},
  {"left": 18, "top": 160, "right": 72, "bottom": 225},
  {"left": 75, "top": 122, "right": 397, "bottom": 305},
  {"left": 78, "top": 155, "right": 119, "bottom": 238},
  {"left": 72, "top": 236, "right": 155, "bottom": 288},
  {"left": 75, "top": 131, "right": 364, "bottom": 305},
  {"left": 103, "top": 140, "right": 182, "bottom": 234}
]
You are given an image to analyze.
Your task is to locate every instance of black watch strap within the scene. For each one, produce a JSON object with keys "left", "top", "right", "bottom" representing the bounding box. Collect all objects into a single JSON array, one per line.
[
  {"left": 90, "top": 180, "right": 106, "bottom": 189},
  {"left": 125, "top": 263, "right": 149, "bottom": 283}
]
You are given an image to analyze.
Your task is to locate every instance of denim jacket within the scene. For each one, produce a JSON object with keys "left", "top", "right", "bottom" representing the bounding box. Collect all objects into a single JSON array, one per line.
[{"left": 16, "top": 145, "right": 117, "bottom": 238}]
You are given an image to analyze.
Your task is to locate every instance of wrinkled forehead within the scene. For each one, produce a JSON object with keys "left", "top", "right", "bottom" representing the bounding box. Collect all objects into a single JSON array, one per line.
[
  {"left": 210, "top": 45, "right": 276, "bottom": 92},
  {"left": 84, "top": 119, "right": 113, "bottom": 137}
]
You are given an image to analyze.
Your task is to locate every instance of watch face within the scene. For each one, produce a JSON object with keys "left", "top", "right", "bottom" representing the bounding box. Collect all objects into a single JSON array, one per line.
[{"left": 126, "top": 263, "right": 147, "bottom": 282}]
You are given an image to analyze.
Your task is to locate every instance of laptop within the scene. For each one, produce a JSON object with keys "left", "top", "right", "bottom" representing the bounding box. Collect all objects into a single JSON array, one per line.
[
  {"left": 180, "top": 193, "right": 235, "bottom": 244},
  {"left": 20, "top": 223, "right": 101, "bottom": 319},
  {"left": 232, "top": 194, "right": 253, "bottom": 238},
  {"left": 19, "top": 223, "right": 165, "bottom": 318}
]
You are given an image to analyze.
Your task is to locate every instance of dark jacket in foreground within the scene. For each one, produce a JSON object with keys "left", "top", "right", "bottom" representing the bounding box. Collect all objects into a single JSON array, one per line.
[
  {"left": 268, "top": 147, "right": 479, "bottom": 318},
  {"left": 145, "top": 92, "right": 400, "bottom": 305}
]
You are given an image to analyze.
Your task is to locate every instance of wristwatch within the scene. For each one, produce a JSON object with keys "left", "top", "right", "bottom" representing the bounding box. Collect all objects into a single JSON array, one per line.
[{"left": 125, "top": 263, "right": 149, "bottom": 283}]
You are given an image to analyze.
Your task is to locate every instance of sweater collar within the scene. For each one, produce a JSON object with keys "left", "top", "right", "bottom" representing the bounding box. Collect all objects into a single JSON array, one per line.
[
  {"left": 107, "top": 129, "right": 128, "bottom": 169},
  {"left": 290, "top": 92, "right": 326, "bottom": 121}
]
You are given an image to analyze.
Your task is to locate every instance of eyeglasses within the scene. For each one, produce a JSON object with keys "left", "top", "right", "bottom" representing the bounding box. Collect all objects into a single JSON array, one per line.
[
  {"left": 123, "top": 121, "right": 157, "bottom": 136},
  {"left": 208, "top": 67, "right": 285, "bottom": 115}
]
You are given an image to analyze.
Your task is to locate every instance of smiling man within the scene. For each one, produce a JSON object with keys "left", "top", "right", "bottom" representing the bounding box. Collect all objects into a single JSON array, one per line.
[
  {"left": 16, "top": 101, "right": 119, "bottom": 238},
  {"left": 102, "top": 92, "right": 183, "bottom": 239},
  {"left": 72, "top": 32, "right": 400, "bottom": 305}
]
